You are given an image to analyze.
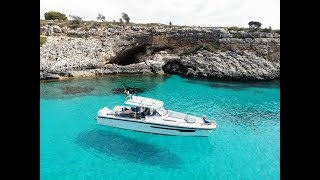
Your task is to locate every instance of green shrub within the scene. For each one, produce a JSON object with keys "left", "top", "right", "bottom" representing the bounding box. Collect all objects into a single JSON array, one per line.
[
  {"left": 69, "top": 19, "right": 81, "bottom": 29},
  {"left": 248, "top": 21, "right": 262, "bottom": 31},
  {"left": 182, "top": 44, "right": 226, "bottom": 55},
  {"left": 260, "top": 28, "right": 272, "bottom": 33},
  {"left": 233, "top": 33, "right": 241, "bottom": 38},
  {"left": 40, "top": 20, "right": 47, "bottom": 27},
  {"left": 228, "top": 26, "right": 244, "bottom": 31},
  {"left": 44, "top": 11, "right": 67, "bottom": 21},
  {"left": 273, "top": 29, "right": 280, "bottom": 34},
  {"left": 69, "top": 24, "right": 81, "bottom": 29},
  {"left": 89, "top": 22, "right": 101, "bottom": 29},
  {"left": 47, "top": 22, "right": 56, "bottom": 26},
  {"left": 40, "top": 36, "right": 47, "bottom": 46},
  {"left": 105, "top": 23, "right": 114, "bottom": 28}
]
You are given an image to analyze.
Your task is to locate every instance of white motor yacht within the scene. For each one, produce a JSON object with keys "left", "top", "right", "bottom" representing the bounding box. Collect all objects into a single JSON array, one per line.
[{"left": 95, "top": 94, "right": 218, "bottom": 137}]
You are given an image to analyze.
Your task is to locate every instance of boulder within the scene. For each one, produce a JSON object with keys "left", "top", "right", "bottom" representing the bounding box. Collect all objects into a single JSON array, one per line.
[
  {"left": 53, "top": 25, "right": 62, "bottom": 33},
  {"left": 48, "top": 26, "right": 54, "bottom": 36},
  {"left": 40, "top": 26, "right": 48, "bottom": 35}
]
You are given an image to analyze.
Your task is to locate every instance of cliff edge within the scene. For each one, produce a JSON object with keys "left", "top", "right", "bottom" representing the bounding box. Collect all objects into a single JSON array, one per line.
[{"left": 40, "top": 24, "right": 280, "bottom": 80}]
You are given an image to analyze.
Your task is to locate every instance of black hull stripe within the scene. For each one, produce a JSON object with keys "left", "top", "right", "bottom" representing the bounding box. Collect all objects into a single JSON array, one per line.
[
  {"left": 150, "top": 126, "right": 196, "bottom": 132},
  {"left": 97, "top": 116, "right": 214, "bottom": 130}
]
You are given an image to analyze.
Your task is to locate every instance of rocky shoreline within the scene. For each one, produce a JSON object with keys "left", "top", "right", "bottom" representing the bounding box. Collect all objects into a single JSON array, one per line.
[{"left": 40, "top": 24, "right": 280, "bottom": 80}]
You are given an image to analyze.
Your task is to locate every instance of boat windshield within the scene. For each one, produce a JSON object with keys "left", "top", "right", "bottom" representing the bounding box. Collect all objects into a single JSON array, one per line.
[{"left": 156, "top": 107, "right": 168, "bottom": 116}]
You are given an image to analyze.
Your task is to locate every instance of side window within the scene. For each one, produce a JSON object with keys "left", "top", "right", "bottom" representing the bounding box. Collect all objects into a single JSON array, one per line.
[{"left": 154, "top": 111, "right": 161, "bottom": 116}]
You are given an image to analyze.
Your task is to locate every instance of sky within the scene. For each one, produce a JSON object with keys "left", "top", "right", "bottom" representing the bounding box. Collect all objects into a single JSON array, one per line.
[{"left": 40, "top": 0, "right": 280, "bottom": 29}]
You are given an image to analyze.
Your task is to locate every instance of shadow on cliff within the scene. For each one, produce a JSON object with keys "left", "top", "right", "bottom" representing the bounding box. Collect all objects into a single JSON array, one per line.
[{"left": 75, "top": 129, "right": 183, "bottom": 168}]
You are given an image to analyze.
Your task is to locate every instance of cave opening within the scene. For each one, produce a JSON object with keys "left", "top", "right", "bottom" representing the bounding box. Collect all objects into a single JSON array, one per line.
[
  {"left": 162, "top": 61, "right": 196, "bottom": 75},
  {"left": 110, "top": 44, "right": 147, "bottom": 66},
  {"left": 109, "top": 44, "right": 177, "bottom": 66}
]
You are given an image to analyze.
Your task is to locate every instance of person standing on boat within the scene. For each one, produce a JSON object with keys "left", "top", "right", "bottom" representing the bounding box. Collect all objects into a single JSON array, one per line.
[
  {"left": 202, "top": 116, "right": 210, "bottom": 124},
  {"left": 124, "top": 90, "right": 132, "bottom": 99}
]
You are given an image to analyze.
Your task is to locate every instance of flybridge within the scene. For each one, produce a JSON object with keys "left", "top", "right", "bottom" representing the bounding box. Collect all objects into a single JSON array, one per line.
[{"left": 125, "top": 95, "right": 164, "bottom": 109}]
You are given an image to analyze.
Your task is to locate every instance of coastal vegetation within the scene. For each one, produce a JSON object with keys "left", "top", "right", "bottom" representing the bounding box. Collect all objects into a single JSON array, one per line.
[
  {"left": 121, "top": 13, "right": 130, "bottom": 24},
  {"left": 40, "top": 19, "right": 278, "bottom": 35},
  {"left": 40, "top": 36, "right": 47, "bottom": 46},
  {"left": 182, "top": 44, "right": 227, "bottom": 55},
  {"left": 228, "top": 26, "right": 245, "bottom": 31},
  {"left": 273, "top": 29, "right": 280, "bottom": 34},
  {"left": 228, "top": 25, "right": 278, "bottom": 34},
  {"left": 97, "top": 13, "right": 106, "bottom": 22},
  {"left": 44, "top": 11, "right": 67, "bottom": 21},
  {"left": 41, "top": 11, "right": 278, "bottom": 35},
  {"left": 248, "top": 21, "right": 262, "bottom": 31},
  {"left": 232, "top": 33, "right": 241, "bottom": 38},
  {"left": 68, "top": 15, "right": 83, "bottom": 29}
]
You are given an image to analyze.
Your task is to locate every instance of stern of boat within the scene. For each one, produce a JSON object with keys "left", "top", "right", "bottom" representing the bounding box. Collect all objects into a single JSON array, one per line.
[{"left": 95, "top": 107, "right": 111, "bottom": 120}]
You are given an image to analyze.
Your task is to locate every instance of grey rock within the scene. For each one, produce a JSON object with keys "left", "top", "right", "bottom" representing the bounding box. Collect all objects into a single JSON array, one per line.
[
  {"left": 40, "top": 26, "right": 48, "bottom": 35},
  {"left": 40, "top": 25, "right": 280, "bottom": 80},
  {"left": 53, "top": 25, "right": 62, "bottom": 33},
  {"left": 40, "top": 72, "right": 60, "bottom": 80},
  {"left": 48, "top": 26, "right": 54, "bottom": 36}
]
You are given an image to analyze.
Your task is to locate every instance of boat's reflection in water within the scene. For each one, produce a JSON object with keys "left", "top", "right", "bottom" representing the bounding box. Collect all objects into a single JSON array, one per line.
[{"left": 75, "top": 129, "right": 185, "bottom": 168}]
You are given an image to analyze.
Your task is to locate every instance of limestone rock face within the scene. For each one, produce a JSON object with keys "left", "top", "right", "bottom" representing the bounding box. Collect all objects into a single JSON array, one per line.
[
  {"left": 177, "top": 50, "right": 279, "bottom": 80},
  {"left": 40, "top": 26, "right": 48, "bottom": 35},
  {"left": 40, "top": 72, "right": 60, "bottom": 80},
  {"left": 40, "top": 25, "right": 280, "bottom": 80},
  {"left": 48, "top": 26, "right": 54, "bottom": 36},
  {"left": 52, "top": 25, "right": 62, "bottom": 33}
]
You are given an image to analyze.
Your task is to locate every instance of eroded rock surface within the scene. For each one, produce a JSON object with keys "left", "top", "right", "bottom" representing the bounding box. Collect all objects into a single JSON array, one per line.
[{"left": 40, "top": 25, "right": 279, "bottom": 80}]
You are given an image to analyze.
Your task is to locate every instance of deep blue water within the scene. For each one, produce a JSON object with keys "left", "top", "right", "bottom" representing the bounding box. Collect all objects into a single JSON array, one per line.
[{"left": 40, "top": 75, "right": 280, "bottom": 180}]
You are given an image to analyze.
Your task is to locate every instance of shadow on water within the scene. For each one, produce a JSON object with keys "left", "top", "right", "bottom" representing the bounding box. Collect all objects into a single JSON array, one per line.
[
  {"left": 75, "top": 129, "right": 183, "bottom": 168},
  {"left": 40, "top": 74, "right": 169, "bottom": 99},
  {"left": 183, "top": 76, "right": 280, "bottom": 91}
]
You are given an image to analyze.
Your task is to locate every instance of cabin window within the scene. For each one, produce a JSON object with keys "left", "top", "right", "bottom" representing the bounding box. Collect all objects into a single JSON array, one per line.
[
  {"left": 156, "top": 107, "right": 168, "bottom": 116},
  {"left": 154, "top": 111, "right": 161, "bottom": 116}
]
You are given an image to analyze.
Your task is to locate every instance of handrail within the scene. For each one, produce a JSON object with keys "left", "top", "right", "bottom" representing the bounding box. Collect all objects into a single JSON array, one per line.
[{"left": 211, "top": 120, "right": 219, "bottom": 127}]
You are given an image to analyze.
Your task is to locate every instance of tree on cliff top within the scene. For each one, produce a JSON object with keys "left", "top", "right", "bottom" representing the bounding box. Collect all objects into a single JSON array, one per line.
[
  {"left": 169, "top": 21, "right": 172, "bottom": 28},
  {"left": 44, "top": 11, "right": 67, "bottom": 20},
  {"left": 68, "top": 15, "right": 82, "bottom": 29},
  {"left": 119, "top": 18, "right": 124, "bottom": 24},
  {"left": 97, "top": 13, "right": 106, "bottom": 22},
  {"left": 248, "top": 21, "right": 261, "bottom": 31},
  {"left": 122, "top": 13, "right": 130, "bottom": 24},
  {"left": 69, "top": 15, "right": 82, "bottom": 21}
]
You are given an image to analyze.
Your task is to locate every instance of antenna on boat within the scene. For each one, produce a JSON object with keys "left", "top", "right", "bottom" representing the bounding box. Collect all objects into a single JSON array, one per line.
[{"left": 120, "top": 81, "right": 127, "bottom": 92}]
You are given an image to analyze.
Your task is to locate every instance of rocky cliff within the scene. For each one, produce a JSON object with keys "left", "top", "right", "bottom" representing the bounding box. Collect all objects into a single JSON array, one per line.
[{"left": 40, "top": 24, "right": 280, "bottom": 80}]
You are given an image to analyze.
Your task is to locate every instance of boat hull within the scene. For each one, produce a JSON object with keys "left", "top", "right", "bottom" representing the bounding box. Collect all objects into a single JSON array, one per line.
[{"left": 96, "top": 117, "right": 213, "bottom": 137}]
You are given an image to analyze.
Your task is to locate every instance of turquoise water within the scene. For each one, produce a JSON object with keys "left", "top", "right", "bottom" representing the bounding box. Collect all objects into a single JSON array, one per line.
[{"left": 40, "top": 75, "right": 280, "bottom": 180}]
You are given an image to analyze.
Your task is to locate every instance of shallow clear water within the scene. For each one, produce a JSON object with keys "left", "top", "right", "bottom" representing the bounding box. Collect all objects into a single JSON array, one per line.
[{"left": 40, "top": 75, "right": 280, "bottom": 180}]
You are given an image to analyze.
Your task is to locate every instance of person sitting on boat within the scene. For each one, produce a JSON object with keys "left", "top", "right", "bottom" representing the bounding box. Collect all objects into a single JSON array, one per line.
[
  {"left": 202, "top": 116, "right": 210, "bottom": 124},
  {"left": 145, "top": 108, "right": 150, "bottom": 115}
]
